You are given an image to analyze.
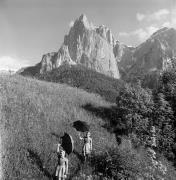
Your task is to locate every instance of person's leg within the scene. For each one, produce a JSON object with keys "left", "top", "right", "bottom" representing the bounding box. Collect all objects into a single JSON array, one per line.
[
  {"left": 85, "top": 153, "right": 88, "bottom": 162},
  {"left": 83, "top": 145, "right": 86, "bottom": 162},
  {"left": 84, "top": 154, "right": 89, "bottom": 163},
  {"left": 61, "top": 174, "right": 66, "bottom": 180},
  {"left": 83, "top": 155, "right": 85, "bottom": 162},
  {"left": 86, "top": 154, "right": 90, "bottom": 163},
  {"left": 56, "top": 166, "right": 62, "bottom": 180},
  {"left": 55, "top": 165, "right": 59, "bottom": 176}
]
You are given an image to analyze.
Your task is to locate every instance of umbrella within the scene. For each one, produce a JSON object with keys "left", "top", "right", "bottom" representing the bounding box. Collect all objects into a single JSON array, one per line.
[
  {"left": 61, "top": 133, "right": 74, "bottom": 155},
  {"left": 73, "top": 120, "right": 90, "bottom": 132}
]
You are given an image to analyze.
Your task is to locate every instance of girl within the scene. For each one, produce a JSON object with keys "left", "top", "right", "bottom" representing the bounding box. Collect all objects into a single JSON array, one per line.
[
  {"left": 55, "top": 150, "right": 68, "bottom": 180},
  {"left": 79, "top": 131, "right": 92, "bottom": 161}
]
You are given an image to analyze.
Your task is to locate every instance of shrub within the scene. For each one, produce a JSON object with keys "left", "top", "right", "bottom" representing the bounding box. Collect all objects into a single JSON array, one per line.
[{"left": 91, "top": 146, "right": 176, "bottom": 180}]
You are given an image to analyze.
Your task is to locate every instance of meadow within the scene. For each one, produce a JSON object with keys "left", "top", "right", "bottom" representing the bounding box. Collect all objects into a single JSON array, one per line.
[
  {"left": 1, "top": 74, "right": 176, "bottom": 180},
  {"left": 0, "top": 74, "right": 117, "bottom": 179}
]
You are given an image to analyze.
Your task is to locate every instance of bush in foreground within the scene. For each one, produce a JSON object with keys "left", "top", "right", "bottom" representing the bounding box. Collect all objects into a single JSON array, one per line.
[{"left": 91, "top": 145, "right": 176, "bottom": 180}]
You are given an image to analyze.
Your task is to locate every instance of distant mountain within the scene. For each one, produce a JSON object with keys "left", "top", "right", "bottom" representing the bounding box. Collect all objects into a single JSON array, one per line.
[
  {"left": 21, "top": 14, "right": 123, "bottom": 79},
  {"left": 125, "top": 27, "right": 176, "bottom": 82},
  {"left": 19, "top": 14, "right": 176, "bottom": 86}
]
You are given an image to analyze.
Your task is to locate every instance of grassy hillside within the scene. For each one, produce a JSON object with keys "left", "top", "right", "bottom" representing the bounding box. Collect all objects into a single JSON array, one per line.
[
  {"left": 36, "top": 65, "right": 124, "bottom": 103},
  {"left": 0, "top": 74, "right": 117, "bottom": 180}
]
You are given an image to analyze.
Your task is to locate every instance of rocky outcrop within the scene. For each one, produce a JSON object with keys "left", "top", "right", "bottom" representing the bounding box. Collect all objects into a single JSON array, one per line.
[
  {"left": 63, "top": 14, "right": 120, "bottom": 78},
  {"left": 113, "top": 42, "right": 135, "bottom": 73},
  {"left": 96, "top": 25, "right": 115, "bottom": 46},
  {"left": 40, "top": 45, "right": 76, "bottom": 74}
]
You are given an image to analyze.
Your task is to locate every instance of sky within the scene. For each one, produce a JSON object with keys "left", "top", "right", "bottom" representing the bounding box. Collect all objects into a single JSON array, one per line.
[{"left": 0, "top": 0, "right": 176, "bottom": 71}]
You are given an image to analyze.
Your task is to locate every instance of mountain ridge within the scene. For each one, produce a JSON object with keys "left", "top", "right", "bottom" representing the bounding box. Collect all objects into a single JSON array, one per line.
[
  {"left": 20, "top": 14, "right": 125, "bottom": 79},
  {"left": 126, "top": 27, "right": 176, "bottom": 80},
  {"left": 19, "top": 14, "right": 176, "bottom": 82}
]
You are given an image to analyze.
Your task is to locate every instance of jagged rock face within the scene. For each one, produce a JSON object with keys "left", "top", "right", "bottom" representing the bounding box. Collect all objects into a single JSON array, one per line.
[
  {"left": 114, "top": 27, "right": 176, "bottom": 80},
  {"left": 23, "top": 14, "right": 120, "bottom": 79},
  {"left": 96, "top": 25, "right": 115, "bottom": 46},
  {"left": 40, "top": 45, "right": 76, "bottom": 73},
  {"left": 128, "top": 28, "right": 176, "bottom": 76},
  {"left": 40, "top": 52, "right": 57, "bottom": 73},
  {"left": 63, "top": 14, "right": 120, "bottom": 78},
  {"left": 113, "top": 42, "right": 135, "bottom": 72}
]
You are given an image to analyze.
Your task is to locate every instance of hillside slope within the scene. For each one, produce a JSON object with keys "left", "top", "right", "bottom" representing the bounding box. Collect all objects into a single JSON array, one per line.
[
  {"left": 37, "top": 65, "right": 124, "bottom": 103},
  {"left": 0, "top": 75, "right": 117, "bottom": 180}
]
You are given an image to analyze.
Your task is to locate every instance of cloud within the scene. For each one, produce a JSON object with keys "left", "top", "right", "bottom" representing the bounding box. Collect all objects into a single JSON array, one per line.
[
  {"left": 136, "top": 13, "right": 145, "bottom": 21},
  {"left": 120, "top": 7, "right": 176, "bottom": 46},
  {"left": 162, "top": 21, "right": 171, "bottom": 27},
  {"left": 0, "top": 56, "right": 29, "bottom": 71},
  {"left": 171, "top": 9, "right": 176, "bottom": 28},
  {"left": 69, "top": 20, "right": 74, "bottom": 27},
  {"left": 159, "top": 8, "right": 176, "bottom": 28},
  {"left": 153, "top": 9, "right": 170, "bottom": 21},
  {"left": 136, "top": 9, "right": 170, "bottom": 22},
  {"left": 136, "top": 8, "right": 176, "bottom": 29},
  {"left": 119, "top": 26, "right": 159, "bottom": 44},
  {"left": 119, "top": 32, "right": 128, "bottom": 37}
]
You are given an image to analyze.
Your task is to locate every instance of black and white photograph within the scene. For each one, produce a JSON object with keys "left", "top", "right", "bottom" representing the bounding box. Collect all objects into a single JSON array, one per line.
[{"left": 0, "top": 0, "right": 176, "bottom": 179}]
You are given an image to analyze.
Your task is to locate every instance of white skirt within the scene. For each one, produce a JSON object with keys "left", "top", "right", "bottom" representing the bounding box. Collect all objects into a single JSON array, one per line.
[
  {"left": 83, "top": 143, "right": 91, "bottom": 155},
  {"left": 56, "top": 165, "right": 66, "bottom": 178}
]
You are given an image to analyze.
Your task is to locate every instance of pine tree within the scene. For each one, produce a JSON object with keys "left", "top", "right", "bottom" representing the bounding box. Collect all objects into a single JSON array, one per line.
[{"left": 153, "top": 93, "right": 175, "bottom": 160}]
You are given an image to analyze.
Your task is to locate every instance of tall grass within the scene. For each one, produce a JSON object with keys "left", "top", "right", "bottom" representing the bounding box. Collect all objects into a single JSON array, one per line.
[{"left": 0, "top": 75, "right": 117, "bottom": 179}]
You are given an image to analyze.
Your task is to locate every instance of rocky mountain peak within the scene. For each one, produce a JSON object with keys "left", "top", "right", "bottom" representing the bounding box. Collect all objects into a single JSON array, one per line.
[
  {"left": 78, "top": 14, "right": 88, "bottom": 24},
  {"left": 148, "top": 28, "right": 176, "bottom": 46},
  {"left": 63, "top": 14, "right": 120, "bottom": 78},
  {"left": 126, "top": 27, "right": 176, "bottom": 80},
  {"left": 72, "top": 14, "right": 93, "bottom": 31},
  {"left": 96, "top": 25, "right": 115, "bottom": 45},
  {"left": 71, "top": 14, "right": 115, "bottom": 46},
  {"left": 19, "top": 14, "right": 176, "bottom": 82},
  {"left": 151, "top": 27, "right": 175, "bottom": 38},
  {"left": 151, "top": 27, "right": 169, "bottom": 37},
  {"left": 20, "top": 14, "right": 121, "bottom": 79}
]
